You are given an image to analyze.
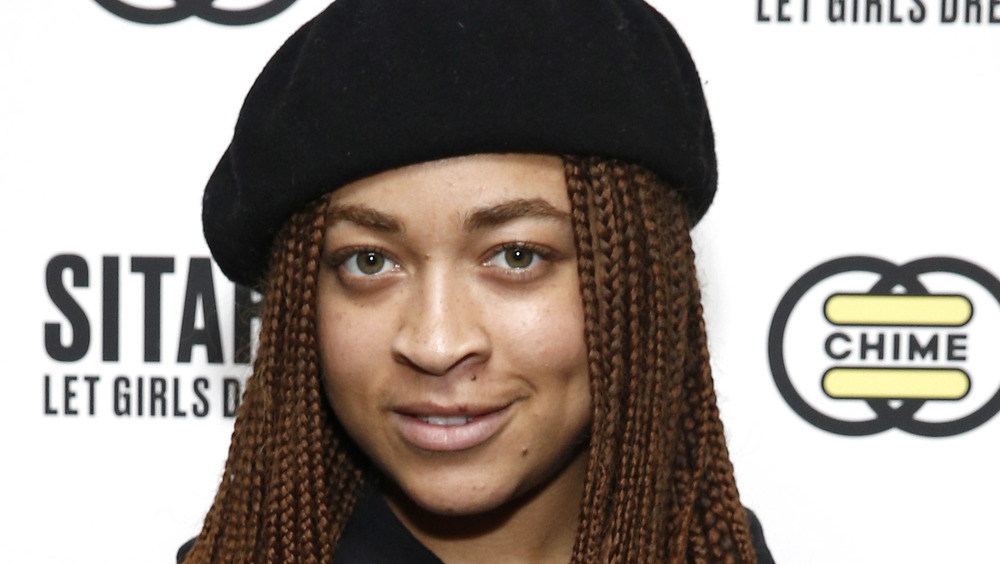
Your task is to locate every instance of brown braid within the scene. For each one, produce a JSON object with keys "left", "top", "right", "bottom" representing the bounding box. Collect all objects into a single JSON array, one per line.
[
  {"left": 184, "top": 156, "right": 755, "bottom": 563},
  {"left": 564, "top": 156, "right": 755, "bottom": 563},
  {"left": 183, "top": 197, "right": 364, "bottom": 564}
]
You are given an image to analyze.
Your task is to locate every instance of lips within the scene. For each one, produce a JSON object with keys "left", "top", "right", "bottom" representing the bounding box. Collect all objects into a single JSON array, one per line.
[{"left": 392, "top": 403, "right": 514, "bottom": 452}]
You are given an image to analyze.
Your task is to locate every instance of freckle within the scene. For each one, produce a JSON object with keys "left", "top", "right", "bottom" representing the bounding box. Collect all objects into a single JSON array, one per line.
[
  {"left": 521, "top": 447, "right": 529, "bottom": 457},
  {"left": 470, "top": 374, "right": 477, "bottom": 381}
]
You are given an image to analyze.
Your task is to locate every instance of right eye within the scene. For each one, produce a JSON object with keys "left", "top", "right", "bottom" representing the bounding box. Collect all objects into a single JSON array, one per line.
[{"left": 340, "top": 250, "right": 398, "bottom": 276}]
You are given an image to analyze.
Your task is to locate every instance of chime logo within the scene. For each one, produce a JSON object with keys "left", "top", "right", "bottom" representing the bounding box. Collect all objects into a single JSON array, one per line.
[
  {"left": 94, "top": 0, "right": 297, "bottom": 25},
  {"left": 768, "top": 256, "right": 1000, "bottom": 437}
]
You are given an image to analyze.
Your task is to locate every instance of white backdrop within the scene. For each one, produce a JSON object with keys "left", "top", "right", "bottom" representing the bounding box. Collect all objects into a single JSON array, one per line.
[{"left": 2, "top": 2, "right": 998, "bottom": 562}]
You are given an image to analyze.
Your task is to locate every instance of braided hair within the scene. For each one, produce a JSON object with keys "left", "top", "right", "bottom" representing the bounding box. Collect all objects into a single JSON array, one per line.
[{"left": 183, "top": 156, "right": 756, "bottom": 563}]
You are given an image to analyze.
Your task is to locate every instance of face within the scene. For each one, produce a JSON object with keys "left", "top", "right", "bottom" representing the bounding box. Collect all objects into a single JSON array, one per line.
[{"left": 317, "top": 153, "right": 591, "bottom": 518}]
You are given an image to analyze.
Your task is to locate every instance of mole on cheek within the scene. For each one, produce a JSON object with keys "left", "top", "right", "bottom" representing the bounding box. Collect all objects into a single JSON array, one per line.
[{"left": 521, "top": 447, "right": 529, "bottom": 457}]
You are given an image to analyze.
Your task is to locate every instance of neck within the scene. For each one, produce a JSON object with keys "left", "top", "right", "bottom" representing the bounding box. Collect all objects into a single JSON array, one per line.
[{"left": 382, "top": 448, "right": 587, "bottom": 564}]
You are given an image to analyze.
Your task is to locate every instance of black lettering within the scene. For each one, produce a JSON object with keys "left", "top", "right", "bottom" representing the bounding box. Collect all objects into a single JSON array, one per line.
[
  {"left": 966, "top": 0, "right": 983, "bottom": 21},
  {"left": 103, "top": 256, "right": 119, "bottom": 361},
  {"left": 177, "top": 258, "right": 223, "bottom": 364},
  {"left": 778, "top": 0, "right": 793, "bottom": 20},
  {"left": 172, "top": 377, "right": 188, "bottom": 417},
  {"left": 193, "top": 377, "right": 210, "bottom": 417},
  {"left": 64, "top": 375, "right": 78, "bottom": 415},
  {"left": 223, "top": 377, "right": 243, "bottom": 417},
  {"left": 911, "top": 0, "right": 927, "bottom": 20},
  {"left": 892, "top": 333, "right": 901, "bottom": 360},
  {"left": 44, "top": 375, "right": 58, "bottom": 415},
  {"left": 890, "top": 0, "right": 904, "bottom": 20},
  {"left": 947, "top": 334, "right": 967, "bottom": 361},
  {"left": 234, "top": 285, "right": 262, "bottom": 365},
  {"left": 860, "top": 333, "right": 884, "bottom": 360},
  {"left": 908, "top": 334, "right": 939, "bottom": 360},
  {"left": 131, "top": 256, "right": 175, "bottom": 362},
  {"left": 758, "top": 0, "right": 772, "bottom": 21},
  {"left": 804, "top": 0, "right": 811, "bottom": 21},
  {"left": 137, "top": 376, "right": 144, "bottom": 416},
  {"left": 867, "top": 0, "right": 883, "bottom": 21},
  {"left": 991, "top": 0, "right": 1000, "bottom": 21},
  {"left": 942, "top": 0, "right": 958, "bottom": 21},
  {"left": 151, "top": 377, "right": 167, "bottom": 417},
  {"left": 84, "top": 375, "right": 99, "bottom": 415},
  {"left": 44, "top": 254, "right": 90, "bottom": 362},
  {"left": 825, "top": 332, "right": 852, "bottom": 360},
  {"left": 830, "top": 0, "right": 847, "bottom": 20},
  {"left": 853, "top": 0, "right": 861, "bottom": 20},
  {"left": 114, "top": 376, "right": 130, "bottom": 416}
]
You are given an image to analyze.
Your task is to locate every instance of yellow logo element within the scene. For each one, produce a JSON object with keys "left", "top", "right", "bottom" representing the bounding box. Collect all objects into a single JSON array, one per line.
[
  {"left": 822, "top": 368, "right": 970, "bottom": 400},
  {"left": 824, "top": 294, "right": 972, "bottom": 327}
]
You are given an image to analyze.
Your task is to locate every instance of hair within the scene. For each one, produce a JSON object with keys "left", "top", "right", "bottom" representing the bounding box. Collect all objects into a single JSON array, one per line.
[{"left": 183, "top": 156, "right": 756, "bottom": 564}]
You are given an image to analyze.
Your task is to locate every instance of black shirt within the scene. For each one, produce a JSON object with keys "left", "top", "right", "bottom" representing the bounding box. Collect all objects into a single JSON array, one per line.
[{"left": 178, "top": 486, "right": 775, "bottom": 563}]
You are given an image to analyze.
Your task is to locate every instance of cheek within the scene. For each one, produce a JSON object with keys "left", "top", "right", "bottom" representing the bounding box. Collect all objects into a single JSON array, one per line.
[
  {"left": 492, "top": 284, "right": 588, "bottom": 372},
  {"left": 317, "top": 291, "right": 401, "bottom": 365},
  {"left": 318, "top": 309, "right": 361, "bottom": 370},
  {"left": 316, "top": 305, "right": 387, "bottom": 416}
]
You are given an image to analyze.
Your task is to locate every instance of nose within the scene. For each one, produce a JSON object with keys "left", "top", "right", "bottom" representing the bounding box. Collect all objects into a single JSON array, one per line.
[{"left": 391, "top": 269, "right": 490, "bottom": 376}]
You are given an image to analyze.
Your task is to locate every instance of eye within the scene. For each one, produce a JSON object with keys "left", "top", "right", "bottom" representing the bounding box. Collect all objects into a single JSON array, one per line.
[
  {"left": 485, "top": 245, "right": 542, "bottom": 270},
  {"left": 341, "top": 250, "right": 398, "bottom": 276}
]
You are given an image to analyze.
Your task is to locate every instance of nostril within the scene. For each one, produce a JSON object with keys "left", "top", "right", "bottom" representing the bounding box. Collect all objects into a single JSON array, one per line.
[
  {"left": 391, "top": 350, "right": 426, "bottom": 373},
  {"left": 391, "top": 338, "right": 488, "bottom": 378}
]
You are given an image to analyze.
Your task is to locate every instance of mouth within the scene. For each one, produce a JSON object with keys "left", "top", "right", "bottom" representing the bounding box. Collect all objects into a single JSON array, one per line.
[
  {"left": 392, "top": 403, "right": 514, "bottom": 452},
  {"left": 418, "top": 415, "right": 476, "bottom": 426}
]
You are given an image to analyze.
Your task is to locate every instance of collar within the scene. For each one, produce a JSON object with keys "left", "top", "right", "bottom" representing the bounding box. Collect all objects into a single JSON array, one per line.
[{"left": 333, "top": 480, "right": 444, "bottom": 564}]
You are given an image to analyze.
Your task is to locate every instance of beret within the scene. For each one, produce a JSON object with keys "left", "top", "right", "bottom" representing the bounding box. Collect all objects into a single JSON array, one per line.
[{"left": 204, "top": 0, "right": 716, "bottom": 289}]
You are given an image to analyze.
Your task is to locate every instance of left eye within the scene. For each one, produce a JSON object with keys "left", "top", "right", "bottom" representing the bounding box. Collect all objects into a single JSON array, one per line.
[
  {"left": 486, "top": 246, "right": 541, "bottom": 269},
  {"left": 341, "top": 251, "right": 397, "bottom": 276}
]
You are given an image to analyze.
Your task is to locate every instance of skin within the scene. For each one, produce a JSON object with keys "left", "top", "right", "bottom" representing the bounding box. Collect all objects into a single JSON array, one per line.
[{"left": 316, "top": 153, "right": 592, "bottom": 563}]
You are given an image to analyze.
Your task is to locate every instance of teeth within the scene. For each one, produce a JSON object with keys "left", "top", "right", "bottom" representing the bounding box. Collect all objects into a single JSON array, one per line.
[{"left": 420, "top": 415, "right": 473, "bottom": 426}]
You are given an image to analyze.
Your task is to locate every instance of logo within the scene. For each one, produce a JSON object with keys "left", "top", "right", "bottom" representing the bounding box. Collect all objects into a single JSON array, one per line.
[
  {"left": 769, "top": 256, "right": 1000, "bottom": 437},
  {"left": 755, "top": 0, "right": 1000, "bottom": 25},
  {"left": 95, "top": 0, "right": 297, "bottom": 25},
  {"left": 42, "top": 253, "right": 259, "bottom": 419}
]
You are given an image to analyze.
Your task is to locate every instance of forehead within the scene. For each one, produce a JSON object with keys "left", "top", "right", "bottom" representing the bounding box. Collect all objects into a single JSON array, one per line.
[{"left": 327, "top": 153, "right": 569, "bottom": 217}]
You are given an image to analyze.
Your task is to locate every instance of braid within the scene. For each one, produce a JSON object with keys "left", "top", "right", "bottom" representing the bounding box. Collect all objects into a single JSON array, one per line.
[
  {"left": 186, "top": 156, "right": 753, "bottom": 563},
  {"left": 183, "top": 197, "right": 363, "bottom": 564},
  {"left": 564, "top": 156, "right": 756, "bottom": 564}
]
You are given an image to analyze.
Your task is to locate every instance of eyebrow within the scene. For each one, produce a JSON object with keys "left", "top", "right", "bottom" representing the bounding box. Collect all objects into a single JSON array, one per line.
[
  {"left": 463, "top": 198, "right": 572, "bottom": 231},
  {"left": 325, "top": 204, "right": 404, "bottom": 233},
  {"left": 324, "top": 197, "right": 571, "bottom": 234}
]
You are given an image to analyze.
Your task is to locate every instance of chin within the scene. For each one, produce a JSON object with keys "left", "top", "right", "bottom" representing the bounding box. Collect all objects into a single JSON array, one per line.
[
  {"left": 381, "top": 443, "right": 588, "bottom": 523},
  {"left": 391, "top": 470, "right": 524, "bottom": 517},
  {"left": 416, "top": 494, "right": 507, "bottom": 517}
]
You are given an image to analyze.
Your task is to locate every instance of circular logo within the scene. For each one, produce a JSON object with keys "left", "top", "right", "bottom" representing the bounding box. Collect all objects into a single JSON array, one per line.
[
  {"left": 769, "top": 256, "right": 1000, "bottom": 437},
  {"left": 94, "top": 0, "right": 298, "bottom": 25}
]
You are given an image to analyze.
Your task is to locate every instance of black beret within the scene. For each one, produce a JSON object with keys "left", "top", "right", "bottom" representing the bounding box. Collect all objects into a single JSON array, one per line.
[{"left": 204, "top": 0, "right": 715, "bottom": 289}]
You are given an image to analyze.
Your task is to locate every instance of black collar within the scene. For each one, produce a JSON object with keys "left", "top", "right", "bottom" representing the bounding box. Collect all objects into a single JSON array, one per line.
[
  {"left": 179, "top": 484, "right": 773, "bottom": 563},
  {"left": 333, "top": 485, "right": 775, "bottom": 564},
  {"left": 333, "top": 481, "right": 443, "bottom": 564}
]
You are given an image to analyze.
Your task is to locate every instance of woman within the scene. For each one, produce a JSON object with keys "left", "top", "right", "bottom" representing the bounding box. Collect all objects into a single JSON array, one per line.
[{"left": 183, "top": 1, "right": 773, "bottom": 562}]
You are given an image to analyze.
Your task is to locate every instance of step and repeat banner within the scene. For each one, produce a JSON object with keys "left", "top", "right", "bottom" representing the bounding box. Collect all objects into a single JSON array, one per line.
[{"left": 2, "top": 2, "right": 997, "bottom": 562}]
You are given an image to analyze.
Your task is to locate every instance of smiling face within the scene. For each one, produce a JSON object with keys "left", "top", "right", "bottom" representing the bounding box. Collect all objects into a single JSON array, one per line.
[{"left": 316, "top": 154, "right": 591, "bottom": 523}]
